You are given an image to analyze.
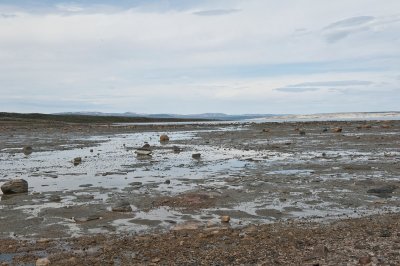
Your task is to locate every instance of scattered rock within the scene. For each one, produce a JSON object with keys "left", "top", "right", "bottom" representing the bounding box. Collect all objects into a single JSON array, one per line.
[
  {"left": 221, "top": 216, "right": 230, "bottom": 223},
  {"left": 22, "top": 146, "right": 33, "bottom": 155},
  {"left": 359, "top": 256, "right": 371, "bottom": 265},
  {"left": 165, "top": 179, "right": 171, "bottom": 184},
  {"left": 160, "top": 134, "right": 170, "bottom": 142},
  {"left": 299, "top": 130, "right": 306, "bottom": 135},
  {"left": 36, "top": 258, "right": 50, "bottom": 266},
  {"left": 1, "top": 179, "right": 28, "bottom": 194},
  {"left": 262, "top": 129, "right": 269, "bottom": 132},
  {"left": 332, "top": 127, "right": 342, "bottom": 133},
  {"left": 192, "top": 153, "right": 201, "bottom": 159},
  {"left": 90, "top": 149, "right": 93, "bottom": 152},
  {"left": 73, "top": 215, "right": 101, "bottom": 223},
  {"left": 112, "top": 200, "right": 132, "bottom": 212},
  {"left": 73, "top": 157, "right": 82, "bottom": 166},
  {"left": 322, "top": 128, "right": 328, "bottom": 132},
  {"left": 367, "top": 185, "right": 397, "bottom": 195}
]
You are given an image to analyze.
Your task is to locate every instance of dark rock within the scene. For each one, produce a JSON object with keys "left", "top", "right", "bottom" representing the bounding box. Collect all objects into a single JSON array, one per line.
[
  {"left": 165, "top": 179, "right": 171, "bottom": 184},
  {"left": 22, "top": 146, "right": 33, "bottom": 155},
  {"left": 1, "top": 179, "right": 28, "bottom": 194},
  {"left": 73, "top": 157, "right": 82, "bottom": 166},
  {"left": 299, "top": 130, "right": 306, "bottom": 135},
  {"left": 172, "top": 146, "right": 181, "bottom": 153},
  {"left": 192, "top": 153, "right": 201, "bottom": 159},
  {"left": 367, "top": 185, "right": 397, "bottom": 194},
  {"left": 322, "top": 128, "right": 328, "bottom": 132},
  {"left": 112, "top": 200, "right": 132, "bottom": 212},
  {"left": 48, "top": 195, "right": 61, "bottom": 202},
  {"left": 380, "top": 229, "right": 391, "bottom": 237}
]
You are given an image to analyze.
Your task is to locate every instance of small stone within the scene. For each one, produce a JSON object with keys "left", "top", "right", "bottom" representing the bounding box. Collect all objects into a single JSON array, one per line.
[
  {"left": 380, "top": 229, "right": 391, "bottom": 237},
  {"left": 1, "top": 179, "right": 28, "bottom": 194},
  {"left": 221, "top": 216, "right": 230, "bottom": 223},
  {"left": 37, "top": 238, "right": 50, "bottom": 243},
  {"left": 152, "top": 258, "right": 161, "bottom": 263},
  {"left": 22, "top": 146, "right": 33, "bottom": 155},
  {"left": 73, "top": 157, "right": 82, "bottom": 166},
  {"left": 192, "top": 153, "right": 201, "bottom": 159},
  {"left": 160, "top": 134, "right": 169, "bottom": 142},
  {"left": 90, "top": 149, "right": 93, "bottom": 152},
  {"left": 332, "top": 127, "right": 342, "bottom": 133},
  {"left": 322, "top": 128, "right": 328, "bottom": 132},
  {"left": 172, "top": 146, "right": 181, "bottom": 153},
  {"left": 164, "top": 179, "right": 171, "bottom": 184},
  {"left": 359, "top": 256, "right": 371, "bottom": 265},
  {"left": 48, "top": 195, "right": 61, "bottom": 202},
  {"left": 299, "top": 130, "right": 306, "bottom": 135},
  {"left": 36, "top": 258, "right": 50, "bottom": 266}
]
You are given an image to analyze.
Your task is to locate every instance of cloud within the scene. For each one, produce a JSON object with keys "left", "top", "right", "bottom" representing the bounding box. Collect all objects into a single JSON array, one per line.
[
  {"left": 286, "top": 80, "right": 374, "bottom": 87},
  {"left": 324, "top": 16, "right": 375, "bottom": 30},
  {"left": 193, "top": 9, "right": 240, "bottom": 16},
  {"left": 0, "top": 13, "right": 17, "bottom": 18},
  {"left": 56, "top": 4, "right": 84, "bottom": 12},
  {"left": 275, "top": 87, "right": 320, "bottom": 93}
]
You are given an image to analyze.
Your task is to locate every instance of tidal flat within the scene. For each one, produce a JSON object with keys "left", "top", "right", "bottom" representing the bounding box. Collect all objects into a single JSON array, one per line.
[{"left": 0, "top": 119, "right": 399, "bottom": 265}]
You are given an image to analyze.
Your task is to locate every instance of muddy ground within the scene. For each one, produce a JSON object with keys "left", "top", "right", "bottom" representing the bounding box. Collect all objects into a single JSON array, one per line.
[{"left": 0, "top": 119, "right": 399, "bottom": 265}]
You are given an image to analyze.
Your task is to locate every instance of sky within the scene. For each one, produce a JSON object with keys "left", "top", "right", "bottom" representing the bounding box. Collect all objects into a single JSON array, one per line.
[{"left": 0, "top": 0, "right": 399, "bottom": 114}]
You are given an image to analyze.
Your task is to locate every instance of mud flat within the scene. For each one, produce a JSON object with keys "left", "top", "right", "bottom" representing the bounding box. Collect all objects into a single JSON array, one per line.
[{"left": 0, "top": 119, "right": 399, "bottom": 264}]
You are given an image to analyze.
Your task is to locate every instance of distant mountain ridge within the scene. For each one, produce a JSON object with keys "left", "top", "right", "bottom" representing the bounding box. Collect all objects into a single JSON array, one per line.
[{"left": 54, "top": 112, "right": 278, "bottom": 121}]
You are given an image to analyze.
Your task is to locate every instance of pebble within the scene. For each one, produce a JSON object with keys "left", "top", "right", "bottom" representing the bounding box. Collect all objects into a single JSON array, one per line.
[
  {"left": 221, "top": 216, "right": 230, "bottom": 223},
  {"left": 192, "top": 153, "right": 201, "bottom": 159},
  {"left": 36, "top": 258, "right": 50, "bottom": 266},
  {"left": 359, "top": 256, "right": 371, "bottom": 265}
]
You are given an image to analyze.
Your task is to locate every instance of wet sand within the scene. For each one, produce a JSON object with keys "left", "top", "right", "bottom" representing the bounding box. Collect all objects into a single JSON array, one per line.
[{"left": 0, "top": 119, "right": 399, "bottom": 264}]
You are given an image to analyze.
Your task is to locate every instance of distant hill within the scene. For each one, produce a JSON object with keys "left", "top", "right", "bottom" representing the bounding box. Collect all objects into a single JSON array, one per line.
[
  {"left": 55, "top": 112, "right": 278, "bottom": 121},
  {"left": 0, "top": 112, "right": 210, "bottom": 124}
]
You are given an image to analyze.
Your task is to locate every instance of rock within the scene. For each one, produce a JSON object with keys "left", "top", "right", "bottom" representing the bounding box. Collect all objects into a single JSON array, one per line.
[
  {"left": 165, "top": 179, "right": 171, "bottom": 184},
  {"left": 172, "top": 146, "right": 181, "bottom": 153},
  {"left": 73, "top": 215, "right": 101, "bottom": 223},
  {"left": 48, "top": 195, "right": 61, "bottom": 202},
  {"left": 36, "top": 258, "right": 50, "bottom": 266},
  {"left": 22, "top": 146, "right": 33, "bottom": 155},
  {"left": 1, "top": 179, "right": 28, "bottom": 194},
  {"left": 221, "top": 216, "right": 230, "bottom": 223},
  {"left": 299, "top": 130, "right": 306, "bottom": 135},
  {"left": 142, "top": 143, "right": 151, "bottom": 149},
  {"left": 359, "top": 256, "right": 371, "bottom": 265},
  {"left": 380, "top": 229, "right": 391, "bottom": 237},
  {"left": 322, "top": 128, "right": 328, "bottom": 132},
  {"left": 192, "top": 153, "right": 201, "bottom": 159},
  {"left": 367, "top": 185, "right": 397, "bottom": 195},
  {"left": 73, "top": 157, "right": 82, "bottom": 166},
  {"left": 160, "top": 134, "right": 170, "bottom": 142},
  {"left": 332, "top": 127, "right": 342, "bottom": 133},
  {"left": 112, "top": 200, "right": 132, "bottom": 212},
  {"left": 262, "top": 129, "right": 269, "bottom": 132},
  {"left": 90, "top": 149, "right": 93, "bottom": 152}
]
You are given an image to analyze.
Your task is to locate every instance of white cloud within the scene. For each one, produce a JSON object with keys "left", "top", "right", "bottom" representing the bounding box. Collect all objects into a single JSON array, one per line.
[{"left": 0, "top": 0, "right": 399, "bottom": 113}]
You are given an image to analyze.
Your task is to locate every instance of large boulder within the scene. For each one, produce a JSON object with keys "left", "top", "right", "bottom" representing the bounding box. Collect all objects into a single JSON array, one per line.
[{"left": 1, "top": 179, "right": 28, "bottom": 194}]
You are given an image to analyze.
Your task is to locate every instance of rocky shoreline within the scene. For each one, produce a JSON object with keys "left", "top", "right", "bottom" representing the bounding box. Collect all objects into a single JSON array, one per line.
[{"left": 0, "top": 119, "right": 399, "bottom": 265}]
